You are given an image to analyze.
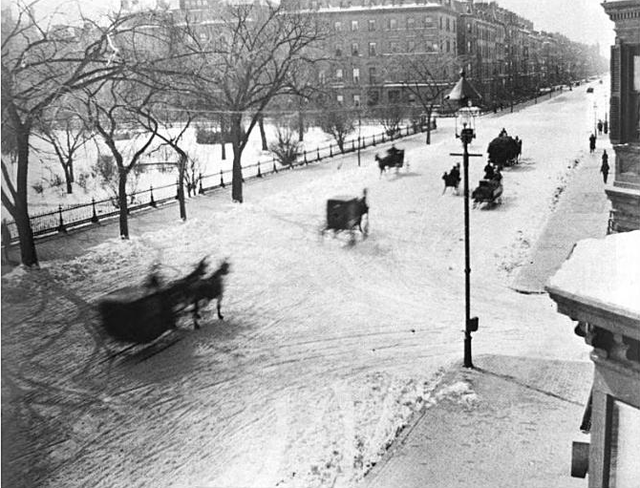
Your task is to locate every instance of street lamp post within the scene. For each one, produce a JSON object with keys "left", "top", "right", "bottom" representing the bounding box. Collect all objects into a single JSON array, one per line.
[{"left": 446, "top": 71, "right": 482, "bottom": 368}]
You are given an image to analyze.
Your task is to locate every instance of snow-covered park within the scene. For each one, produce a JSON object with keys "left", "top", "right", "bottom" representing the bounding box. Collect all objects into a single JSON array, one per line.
[{"left": 1, "top": 79, "right": 611, "bottom": 488}]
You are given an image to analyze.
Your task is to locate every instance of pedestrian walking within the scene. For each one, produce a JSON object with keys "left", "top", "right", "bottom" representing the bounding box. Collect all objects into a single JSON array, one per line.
[
  {"left": 600, "top": 150, "right": 610, "bottom": 184},
  {"left": 597, "top": 120, "right": 603, "bottom": 134},
  {"left": 1, "top": 219, "right": 12, "bottom": 264},
  {"left": 589, "top": 133, "right": 596, "bottom": 153},
  {"left": 603, "top": 120, "right": 608, "bottom": 134}
]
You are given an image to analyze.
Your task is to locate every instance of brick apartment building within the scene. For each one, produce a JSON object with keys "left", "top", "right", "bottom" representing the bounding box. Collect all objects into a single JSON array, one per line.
[{"left": 175, "top": 0, "right": 605, "bottom": 110}]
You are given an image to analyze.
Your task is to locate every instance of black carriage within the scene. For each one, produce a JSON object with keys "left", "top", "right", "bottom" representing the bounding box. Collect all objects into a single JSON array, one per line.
[
  {"left": 471, "top": 179, "right": 503, "bottom": 207},
  {"left": 487, "top": 135, "right": 520, "bottom": 169},
  {"left": 375, "top": 148, "right": 405, "bottom": 175},
  {"left": 98, "top": 258, "right": 230, "bottom": 344},
  {"left": 322, "top": 189, "right": 369, "bottom": 243},
  {"left": 99, "top": 286, "right": 176, "bottom": 343}
]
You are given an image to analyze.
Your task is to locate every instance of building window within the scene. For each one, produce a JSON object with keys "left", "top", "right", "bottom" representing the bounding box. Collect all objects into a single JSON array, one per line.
[
  {"left": 319, "top": 70, "right": 326, "bottom": 84},
  {"left": 368, "top": 19, "right": 375, "bottom": 31},
  {"left": 446, "top": 40, "right": 450, "bottom": 52},
  {"left": 354, "top": 94, "right": 361, "bottom": 107},
  {"left": 336, "top": 68, "right": 343, "bottom": 80},
  {"left": 335, "top": 21, "right": 342, "bottom": 31},
  {"left": 390, "top": 41, "right": 399, "bottom": 53},
  {"left": 336, "top": 44, "right": 343, "bottom": 56},
  {"left": 389, "top": 18, "right": 397, "bottom": 30},
  {"left": 351, "top": 20, "right": 358, "bottom": 31},
  {"left": 369, "top": 67, "right": 377, "bottom": 84},
  {"left": 353, "top": 68, "right": 360, "bottom": 83},
  {"left": 368, "top": 42, "right": 377, "bottom": 56},
  {"left": 424, "top": 16, "right": 432, "bottom": 26},
  {"left": 408, "top": 40, "right": 416, "bottom": 52},
  {"left": 337, "top": 94, "right": 344, "bottom": 104},
  {"left": 351, "top": 42, "right": 359, "bottom": 56},
  {"left": 407, "top": 17, "right": 415, "bottom": 30},
  {"left": 388, "top": 90, "right": 400, "bottom": 103},
  {"left": 446, "top": 18, "right": 450, "bottom": 31}
]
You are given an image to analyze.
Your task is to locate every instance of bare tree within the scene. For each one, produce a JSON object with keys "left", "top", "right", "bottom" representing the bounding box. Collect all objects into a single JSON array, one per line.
[
  {"left": 316, "top": 96, "right": 356, "bottom": 153},
  {"left": 81, "top": 79, "right": 159, "bottom": 238},
  {"left": 370, "top": 103, "right": 407, "bottom": 140},
  {"left": 180, "top": 3, "right": 323, "bottom": 203},
  {"left": 1, "top": 4, "right": 147, "bottom": 266},
  {"left": 388, "top": 53, "right": 459, "bottom": 144},
  {"left": 34, "top": 102, "right": 94, "bottom": 194}
]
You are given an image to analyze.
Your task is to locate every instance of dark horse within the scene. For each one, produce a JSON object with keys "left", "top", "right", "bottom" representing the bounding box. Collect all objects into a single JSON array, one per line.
[
  {"left": 375, "top": 148, "right": 405, "bottom": 176},
  {"left": 149, "top": 257, "right": 231, "bottom": 329},
  {"left": 175, "top": 259, "right": 231, "bottom": 328},
  {"left": 442, "top": 170, "right": 461, "bottom": 194}
]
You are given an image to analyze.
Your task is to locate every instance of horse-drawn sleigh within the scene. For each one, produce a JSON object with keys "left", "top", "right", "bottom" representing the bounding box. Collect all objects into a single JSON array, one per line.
[
  {"left": 487, "top": 132, "right": 521, "bottom": 169},
  {"left": 321, "top": 189, "right": 369, "bottom": 244},
  {"left": 472, "top": 177, "right": 503, "bottom": 208},
  {"left": 375, "top": 146, "right": 405, "bottom": 176},
  {"left": 98, "top": 257, "right": 230, "bottom": 344}
]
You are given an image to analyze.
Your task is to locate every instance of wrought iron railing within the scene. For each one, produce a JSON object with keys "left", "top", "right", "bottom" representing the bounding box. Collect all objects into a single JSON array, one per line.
[{"left": 3, "top": 123, "right": 430, "bottom": 245}]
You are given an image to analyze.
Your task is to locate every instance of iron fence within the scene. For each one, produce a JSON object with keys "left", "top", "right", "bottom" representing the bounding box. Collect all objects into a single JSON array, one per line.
[{"left": 3, "top": 121, "right": 435, "bottom": 245}]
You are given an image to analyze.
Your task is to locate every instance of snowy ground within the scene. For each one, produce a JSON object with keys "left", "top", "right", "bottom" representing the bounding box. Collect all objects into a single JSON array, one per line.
[
  {"left": 1, "top": 81, "right": 609, "bottom": 488},
  {"left": 5, "top": 121, "right": 396, "bottom": 217}
]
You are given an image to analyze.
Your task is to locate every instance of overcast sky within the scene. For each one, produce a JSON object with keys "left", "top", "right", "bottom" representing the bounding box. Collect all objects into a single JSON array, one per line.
[
  {"left": 495, "top": 0, "right": 615, "bottom": 57},
  {"left": 4, "top": 0, "right": 616, "bottom": 57}
]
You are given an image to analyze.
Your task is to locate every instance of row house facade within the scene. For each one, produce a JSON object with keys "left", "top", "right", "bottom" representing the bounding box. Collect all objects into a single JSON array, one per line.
[
  {"left": 282, "top": 0, "right": 460, "bottom": 109},
  {"left": 177, "top": 0, "right": 605, "bottom": 110},
  {"left": 603, "top": 0, "right": 640, "bottom": 234}
]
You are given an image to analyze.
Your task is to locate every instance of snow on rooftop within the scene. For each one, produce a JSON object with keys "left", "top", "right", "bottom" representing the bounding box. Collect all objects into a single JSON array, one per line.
[{"left": 547, "top": 230, "right": 640, "bottom": 318}]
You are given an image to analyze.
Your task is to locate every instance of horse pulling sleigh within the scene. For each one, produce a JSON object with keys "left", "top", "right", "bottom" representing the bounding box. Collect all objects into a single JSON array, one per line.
[
  {"left": 375, "top": 147, "right": 405, "bottom": 176},
  {"left": 321, "top": 189, "right": 369, "bottom": 244},
  {"left": 471, "top": 178, "right": 503, "bottom": 208},
  {"left": 98, "top": 257, "right": 230, "bottom": 344},
  {"left": 487, "top": 133, "right": 521, "bottom": 169}
]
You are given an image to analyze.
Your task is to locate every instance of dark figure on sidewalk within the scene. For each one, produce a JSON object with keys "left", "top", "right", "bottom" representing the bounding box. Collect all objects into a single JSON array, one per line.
[
  {"left": 492, "top": 167, "right": 503, "bottom": 183},
  {"left": 601, "top": 151, "right": 610, "bottom": 184},
  {"left": 603, "top": 120, "right": 608, "bottom": 134},
  {"left": 589, "top": 133, "right": 596, "bottom": 153},
  {"left": 597, "top": 119, "right": 603, "bottom": 134},
  {"left": 483, "top": 161, "right": 495, "bottom": 180},
  {"left": 1, "top": 219, "right": 12, "bottom": 264},
  {"left": 450, "top": 163, "right": 461, "bottom": 182},
  {"left": 499, "top": 127, "right": 508, "bottom": 137}
]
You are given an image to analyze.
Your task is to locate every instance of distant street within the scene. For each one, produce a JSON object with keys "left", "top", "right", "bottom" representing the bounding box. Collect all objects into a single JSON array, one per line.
[{"left": 1, "top": 82, "right": 609, "bottom": 488}]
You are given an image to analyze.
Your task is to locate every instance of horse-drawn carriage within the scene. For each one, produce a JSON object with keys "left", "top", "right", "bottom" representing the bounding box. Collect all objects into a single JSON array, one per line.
[
  {"left": 471, "top": 178, "right": 503, "bottom": 207},
  {"left": 98, "top": 257, "right": 230, "bottom": 344},
  {"left": 321, "top": 189, "right": 369, "bottom": 244},
  {"left": 487, "top": 134, "right": 521, "bottom": 169},
  {"left": 375, "top": 147, "right": 405, "bottom": 175}
]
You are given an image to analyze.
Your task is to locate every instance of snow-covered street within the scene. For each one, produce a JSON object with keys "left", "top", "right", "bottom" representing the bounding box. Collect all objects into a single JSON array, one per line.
[{"left": 1, "top": 82, "right": 609, "bottom": 488}]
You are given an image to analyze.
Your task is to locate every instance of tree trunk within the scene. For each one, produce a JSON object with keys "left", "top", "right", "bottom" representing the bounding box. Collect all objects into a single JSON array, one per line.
[
  {"left": 64, "top": 164, "right": 73, "bottom": 194},
  {"left": 231, "top": 116, "right": 244, "bottom": 203},
  {"left": 69, "top": 159, "right": 75, "bottom": 183},
  {"left": 231, "top": 144, "right": 243, "bottom": 203},
  {"left": 14, "top": 128, "right": 39, "bottom": 266},
  {"left": 178, "top": 155, "right": 187, "bottom": 220},
  {"left": 14, "top": 206, "right": 38, "bottom": 267},
  {"left": 298, "top": 109, "right": 304, "bottom": 142},
  {"left": 118, "top": 170, "right": 130, "bottom": 239},
  {"left": 259, "top": 115, "right": 268, "bottom": 151}
]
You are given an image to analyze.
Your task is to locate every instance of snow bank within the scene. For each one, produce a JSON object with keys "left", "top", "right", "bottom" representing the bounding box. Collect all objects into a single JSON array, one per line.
[{"left": 548, "top": 230, "right": 640, "bottom": 316}]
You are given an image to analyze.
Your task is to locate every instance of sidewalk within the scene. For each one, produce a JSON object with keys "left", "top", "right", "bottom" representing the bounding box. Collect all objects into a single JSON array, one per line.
[
  {"left": 511, "top": 141, "right": 612, "bottom": 294},
  {"left": 361, "top": 136, "right": 611, "bottom": 487},
  {"left": 361, "top": 355, "right": 592, "bottom": 488}
]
